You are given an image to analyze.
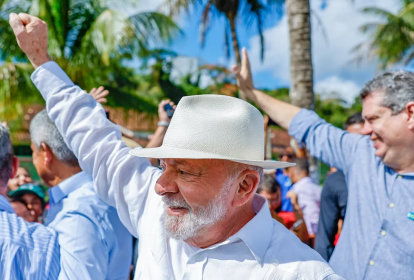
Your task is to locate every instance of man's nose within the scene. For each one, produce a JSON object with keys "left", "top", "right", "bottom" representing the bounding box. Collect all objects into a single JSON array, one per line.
[{"left": 155, "top": 173, "right": 179, "bottom": 196}]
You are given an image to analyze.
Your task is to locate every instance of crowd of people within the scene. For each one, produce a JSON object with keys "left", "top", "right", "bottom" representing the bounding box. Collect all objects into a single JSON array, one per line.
[{"left": 0, "top": 12, "right": 413, "bottom": 280}]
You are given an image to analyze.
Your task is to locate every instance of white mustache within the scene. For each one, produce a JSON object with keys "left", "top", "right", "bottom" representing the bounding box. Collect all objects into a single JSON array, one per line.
[{"left": 163, "top": 195, "right": 192, "bottom": 211}]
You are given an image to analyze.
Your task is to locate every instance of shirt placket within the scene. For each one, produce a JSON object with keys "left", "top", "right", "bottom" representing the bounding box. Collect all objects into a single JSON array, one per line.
[{"left": 363, "top": 173, "right": 399, "bottom": 277}]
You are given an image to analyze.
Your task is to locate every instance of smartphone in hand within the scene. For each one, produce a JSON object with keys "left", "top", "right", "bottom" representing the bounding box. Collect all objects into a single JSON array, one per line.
[{"left": 164, "top": 103, "right": 175, "bottom": 118}]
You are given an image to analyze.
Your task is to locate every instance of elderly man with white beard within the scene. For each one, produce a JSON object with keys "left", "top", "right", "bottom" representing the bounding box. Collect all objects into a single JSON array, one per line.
[{"left": 9, "top": 13, "right": 342, "bottom": 280}]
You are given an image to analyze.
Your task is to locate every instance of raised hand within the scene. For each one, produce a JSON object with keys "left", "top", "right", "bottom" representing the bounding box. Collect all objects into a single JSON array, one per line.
[
  {"left": 90, "top": 86, "right": 110, "bottom": 104},
  {"left": 158, "top": 99, "right": 176, "bottom": 123},
  {"left": 233, "top": 48, "right": 255, "bottom": 102},
  {"left": 9, "top": 13, "right": 51, "bottom": 69}
]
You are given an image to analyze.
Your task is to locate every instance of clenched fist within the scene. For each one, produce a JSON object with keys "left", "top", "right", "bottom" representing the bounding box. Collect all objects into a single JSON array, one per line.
[{"left": 9, "top": 13, "right": 51, "bottom": 69}]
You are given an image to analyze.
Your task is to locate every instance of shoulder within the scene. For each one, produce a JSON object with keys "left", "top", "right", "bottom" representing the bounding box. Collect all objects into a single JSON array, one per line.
[
  {"left": 63, "top": 181, "right": 111, "bottom": 217},
  {"left": 0, "top": 211, "right": 58, "bottom": 253},
  {"left": 262, "top": 221, "right": 335, "bottom": 279}
]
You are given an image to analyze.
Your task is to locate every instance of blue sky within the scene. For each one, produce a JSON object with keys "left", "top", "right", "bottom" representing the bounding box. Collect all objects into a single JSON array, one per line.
[{"left": 137, "top": 0, "right": 402, "bottom": 104}]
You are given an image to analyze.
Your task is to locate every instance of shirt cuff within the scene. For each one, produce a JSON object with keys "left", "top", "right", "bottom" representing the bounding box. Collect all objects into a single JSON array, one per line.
[
  {"left": 288, "top": 109, "right": 324, "bottom": 145},
  {"left": 31, "top": 61, "right": 75, "bottom": 100}
]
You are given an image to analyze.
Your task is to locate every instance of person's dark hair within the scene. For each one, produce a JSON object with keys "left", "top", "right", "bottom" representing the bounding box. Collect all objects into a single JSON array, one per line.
[
  {"left": 7, "top": 195, "right": 29, "bottom": 208},
  {"left": 0, "top": 124, "right": 13, "bottom": 187},
  {"left": 344, "top": 112, "right": 364, "bottom": 130},
  {"left": 257, "top": 174, "right": 281, "bottom": 194},
  {"left": 360, "top": 70, "right": 414, "bottom": 115},
  {"left": 291, "top": 158, "right": 309, "bottom": 174}
]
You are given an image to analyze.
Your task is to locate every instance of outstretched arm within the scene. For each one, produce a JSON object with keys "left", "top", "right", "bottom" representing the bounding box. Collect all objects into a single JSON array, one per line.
[
  {"left": 233, "top": 48, "right": 365, "bottom": 171},
  {"left": 9, "top": 13, "right": 161, "bottom": 236}
]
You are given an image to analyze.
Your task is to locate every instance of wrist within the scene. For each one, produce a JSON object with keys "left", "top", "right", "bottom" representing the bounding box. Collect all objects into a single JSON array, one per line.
[
  {"left": 29, "top": 53, "right": 52, "bottom": 69},
  {"left": 157, "top": 121, "right": 170, "bottom": 127}
]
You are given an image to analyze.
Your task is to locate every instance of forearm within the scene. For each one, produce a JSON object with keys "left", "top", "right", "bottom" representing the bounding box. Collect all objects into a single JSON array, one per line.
[
  {"left": 146, "top": 126, "right": 168, "bottom": 148},
  {"left": 146, "top": 126, "right": 168, "bottom": 166},
  {"left": 250, "top": 89, "right": 301, "bottom": 130}
]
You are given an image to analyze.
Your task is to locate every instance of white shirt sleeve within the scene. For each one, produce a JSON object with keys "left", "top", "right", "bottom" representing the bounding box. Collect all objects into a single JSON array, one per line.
[{"left": 31, "top": 61, "right": 161, "bottom": 236}]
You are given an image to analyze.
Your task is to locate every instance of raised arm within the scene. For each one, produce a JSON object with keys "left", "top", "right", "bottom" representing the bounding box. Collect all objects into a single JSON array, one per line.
[
  {"left": 233, "top": 48, "right": 365, "bottom": 171},
  {"left": 9, "top": 13, "right": 161, "bottom": 235},
  {"left": 233, "top": 48, "right": 301, "bottom": 130}
]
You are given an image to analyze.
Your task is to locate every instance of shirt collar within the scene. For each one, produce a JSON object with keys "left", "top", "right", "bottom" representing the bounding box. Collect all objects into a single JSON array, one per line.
[
  {"left": 0, "top": 195, "right": 15, "bottom": 213},
  {"left": 49, "top": 171, "right": 92, "bottom": 204},
  {"left": 230, "top": 194, "right": 273, "bottom": 264}
]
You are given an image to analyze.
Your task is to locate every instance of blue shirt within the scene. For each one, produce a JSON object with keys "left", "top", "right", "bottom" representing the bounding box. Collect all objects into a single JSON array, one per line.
[
  {"left": 47, "top": 171, "right": 132, "bottom": 280},
  {"left": 290, "top": 109, "right": 414, "bottom": 280},
  {"left": 275, "top": 169, "right": 294, "bottom": 212},
  {"left": 0, "top": 195, "right": 60, "bottom": 280}
]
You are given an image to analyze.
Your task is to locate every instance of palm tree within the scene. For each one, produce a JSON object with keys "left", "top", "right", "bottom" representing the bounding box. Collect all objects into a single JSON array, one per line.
[
  {"left": 356, "top": 0, "right": 414, "bottom": 69},
  {"left": 285, "top": 0, "right": 314, "bottom": 109},
  {"left": 162, "top": 0, "right": 266, "bottom": 67},
  {"left": 0, "top": 0, "right": 180, "bottom": 123}
]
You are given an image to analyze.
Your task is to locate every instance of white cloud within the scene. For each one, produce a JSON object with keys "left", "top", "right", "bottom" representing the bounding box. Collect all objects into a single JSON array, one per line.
[
  {"left": 315, "top": 76, "right": 361, "bottom": 104},
  {"left": 248, "top": 0, "right": 402, "bottom": 102}
]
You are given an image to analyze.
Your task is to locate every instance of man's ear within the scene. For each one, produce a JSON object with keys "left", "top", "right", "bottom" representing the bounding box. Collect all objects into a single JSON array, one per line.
[
  {"left": 406, "top": 102, "right": 414, "bottom": 130},
  {"left": 232, "top": 170, "right": 260, "bottom": 207},
  {"left": 40, "top": 143, "right": 54, "bottom": 167},
  {"left": 10, "top": 156, "right": 19, "bottom": 179}
]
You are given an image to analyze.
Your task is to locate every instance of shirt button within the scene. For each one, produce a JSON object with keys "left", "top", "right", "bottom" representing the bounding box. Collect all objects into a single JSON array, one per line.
[
  {"left": 389, "top": 203, "right": 395, "bottom": 208},
  {"left": 381, "top": 230, "right": 387, "bottom": 236},
  {"left": 369, "top": 260, "right": 375, "bottom": 266}
]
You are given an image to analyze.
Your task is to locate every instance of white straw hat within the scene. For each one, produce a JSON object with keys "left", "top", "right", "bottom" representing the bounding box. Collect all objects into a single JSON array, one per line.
[{"left": 129, "top": 95, "right": 294, "bottom": 169}]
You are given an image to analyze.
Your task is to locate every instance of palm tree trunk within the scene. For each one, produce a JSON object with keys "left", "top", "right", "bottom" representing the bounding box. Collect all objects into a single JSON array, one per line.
[
  {"left": 286, "top": 0, "right": 314, "bottom": 110},
  {"left": 228, "top": 15, "right": 244, "bottom": 99},
  {"left": 286, "top": 0, "right": 319, "bottom": 183}
]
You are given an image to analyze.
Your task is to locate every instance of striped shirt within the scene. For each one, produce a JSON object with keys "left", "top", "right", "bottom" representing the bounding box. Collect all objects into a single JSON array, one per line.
[{"left": 0, "top": 195, "right": 60, "bottom": 280}]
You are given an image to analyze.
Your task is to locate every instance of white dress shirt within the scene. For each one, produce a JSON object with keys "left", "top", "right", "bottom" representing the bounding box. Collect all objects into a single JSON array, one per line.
[{"left": 32, "top": 62, "right": 342, "bottom": 280}]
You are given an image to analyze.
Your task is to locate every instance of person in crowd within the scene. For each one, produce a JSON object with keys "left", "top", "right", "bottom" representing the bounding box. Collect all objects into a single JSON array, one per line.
[
  {"left": 7, "top": 166, "right": 32, "bottom": 192},
  {"left": 0, "top": 124, "right": 60, "bottom": 279},
  {"left": 257, "top": 174, "right": 309, "bottom": 243},
  {"left": 7, "top": 195, "right": 36, "bottom": 222},
  {"left": 286, "top": 158, "right": 321, "bottom": 241},
  {"left": 276, "top": 147, "right": 295, "bottom": 212},
  {"left": 9, "top": 182, "right": 46, "bottom": 223},
  {"left": 315, "top": 113, "right": 365, "bottom": 261},
  {"left": 29, "top": 109, "right": 132, "bottom": 280},
  {"left": 233, "top": 46, "right": 414, "bottom": 279},
  {"left": 10, "top": 13, "right": 341, "bottom": 279}
]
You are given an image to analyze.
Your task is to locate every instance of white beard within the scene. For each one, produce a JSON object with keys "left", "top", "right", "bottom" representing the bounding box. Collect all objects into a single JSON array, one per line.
[{"left": 161, "top": 180, "right": 232, "bottom": 241}]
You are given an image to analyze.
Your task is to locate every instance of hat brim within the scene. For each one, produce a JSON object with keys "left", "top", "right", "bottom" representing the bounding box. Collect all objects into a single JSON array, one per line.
[{"left": 129, "top": 146, "right": 295, "bottom": 169}]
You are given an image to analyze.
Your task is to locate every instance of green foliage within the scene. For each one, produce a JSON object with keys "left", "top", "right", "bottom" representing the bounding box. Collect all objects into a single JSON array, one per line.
[
  {"left": 0, "top": 0, "right": 180, "bottom": 128},
  {"left": 162, "top": 0, "right": 272, "bottom": 62},
  {"left": 356, "top": 1, "right": 414, "bottom": 68}
]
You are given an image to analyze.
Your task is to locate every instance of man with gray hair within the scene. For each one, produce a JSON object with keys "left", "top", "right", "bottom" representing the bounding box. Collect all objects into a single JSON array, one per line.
[
  {"left": 10, "top": 13, "right": 342, "bottom": 280},
  {"left": 0, "top": 124, "right": 60, "bottom": 279},
  {"left": 233, "top": 48, "right": 414, "bottom": 279},
  {"left": 29, "top": 109, "right": 133, "bottom": 280}
]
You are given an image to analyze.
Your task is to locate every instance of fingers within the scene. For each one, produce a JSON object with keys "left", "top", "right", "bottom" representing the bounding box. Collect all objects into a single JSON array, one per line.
[
  {"left": 89, "top": 88, "right": 97, "bottom": 95},
  {"left": 242, "top": 47, "right": 251, "bottom": 70},
  {"left": 9, "top": 13, "right": 25, "bottom": 35},
  {"left": 18, "top": 13, "right": 34, "bottom": 25},
  {"left": 232, "top": 65, "right": 239, "bottom": 75}
]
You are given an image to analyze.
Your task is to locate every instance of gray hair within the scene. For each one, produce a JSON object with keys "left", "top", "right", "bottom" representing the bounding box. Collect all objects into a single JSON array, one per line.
[
  {"left": 229, "top": 162, "right": 264, "bottom": 187},
  {"left": 0, "top": 125, "right": 13, "bottom": 187},
  {"left": 360, "top": 70, "right": 414, "bottom": 114},
  {"left": 30, "top": 110, "right": 78, "bottom": 166}
]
